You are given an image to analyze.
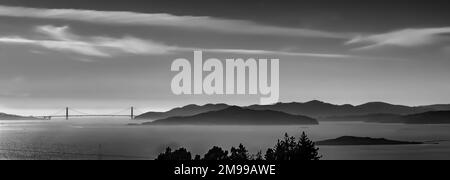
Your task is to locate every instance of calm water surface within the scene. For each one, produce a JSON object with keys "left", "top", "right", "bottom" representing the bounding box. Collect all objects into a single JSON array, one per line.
[{"left": 1, "top": 118, "right": 449, "bottom": 160}]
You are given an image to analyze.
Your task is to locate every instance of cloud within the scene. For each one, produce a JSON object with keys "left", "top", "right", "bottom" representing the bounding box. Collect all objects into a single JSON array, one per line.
[
  {"left": 347, "top": 27, "right": 450, "bottom": 50},
  {"left": 0, "top": 25, "right": 177, "bottom": 57},
  {"left": 0, "top": 5, "right": 350, "bottom": 39},
  {"left": 199, "top": 48, "right": 407, "bottom": 61},
  {"left": 0, "top": 25, "right": 356, "bottom": 60},
  {"left": 199, "top": 48, "right": 353, "bottom": 58}
]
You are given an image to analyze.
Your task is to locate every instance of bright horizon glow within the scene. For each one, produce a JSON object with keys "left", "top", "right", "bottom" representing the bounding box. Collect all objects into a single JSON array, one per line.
[{"left": 1, "top": 99, "right": 447, "bottom": 117}]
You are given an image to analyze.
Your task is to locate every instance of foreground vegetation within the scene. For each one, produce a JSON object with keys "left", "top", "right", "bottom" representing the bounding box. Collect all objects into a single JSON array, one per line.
[{"left": 156, "top": 131, "right": 321, "bottom": 161}]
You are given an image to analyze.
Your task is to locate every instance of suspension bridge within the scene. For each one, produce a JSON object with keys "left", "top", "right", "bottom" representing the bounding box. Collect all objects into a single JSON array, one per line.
[{"left": 35, "top": 107, "right": 145, "bottom": 120}]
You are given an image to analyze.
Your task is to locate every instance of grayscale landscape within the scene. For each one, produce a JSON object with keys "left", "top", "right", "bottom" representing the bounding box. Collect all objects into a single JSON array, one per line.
[{"left": 1, "top": 0, "right": 450, "bottom": 160}]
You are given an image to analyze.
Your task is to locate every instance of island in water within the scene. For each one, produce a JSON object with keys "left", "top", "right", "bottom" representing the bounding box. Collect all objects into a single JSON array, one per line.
[{"left": 316, "top": 136, "right": 424, "bottom": 146}]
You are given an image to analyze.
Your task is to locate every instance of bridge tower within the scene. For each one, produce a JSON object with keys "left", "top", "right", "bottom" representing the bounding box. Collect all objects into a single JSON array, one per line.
[
  {"left": 131, "top": 106, "right": 134, "bottom": 120},
  {"left": 66, "top": 107, "right": 69, "bottom": 120}
]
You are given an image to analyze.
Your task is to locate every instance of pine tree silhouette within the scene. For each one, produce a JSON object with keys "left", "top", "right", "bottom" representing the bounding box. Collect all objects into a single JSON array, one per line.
[
  {"left": 156, "top": 147, "right": 192, "bottom": 160},
  {"left": 172, "top": 148, "right": 192, "bottom": 160},
  {"left": 253, "top": 150, "right": 264, "bottom": 160},
  {"left": 204, "top": 146, "right": 229, "bottom": 160},
  {"left": 229, "top": 143, "right": 249, "bottom": 161},
  {"left": 155, "top": 132, "right": 321, "bottom": 161},
  {"left": 274, "top": 133, "right": 297, "bottom": 160},
  {"left": 265, "top": 148, "right": 276, "bottom": 161},
  {"left": 294, "top": 132, "right": 321, "bottom": 160},
  {"left": 266, "top": 132, "right": 321, "bottom": 160},
  {"left": 156, "top": 147, "right": 173, "bottom": 160}
]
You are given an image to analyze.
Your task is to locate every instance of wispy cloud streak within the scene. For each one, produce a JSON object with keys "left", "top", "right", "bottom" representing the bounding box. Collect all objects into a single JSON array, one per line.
[
  {"left": 347, "top": 27, "right": 450, "bottom": 50},
  {"left": 0, "top": 25, "right": 356, "bottom": 60},
  {"left": 198, "top": 48, "right": 353, "bottom": 58},
  {"left": 0, "top": 5, "right": 350, "bottom": 39},
  {"left": 0, "top": 25, "right": 176, "bottom": 57}
]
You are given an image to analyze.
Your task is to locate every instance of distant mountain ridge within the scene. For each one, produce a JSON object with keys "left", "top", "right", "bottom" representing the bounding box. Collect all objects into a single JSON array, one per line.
[
  {"left": 320, "top": 113, "right": 402, "bottom": 122},
  {"left": 247, "top": 101, "right": 437, "bottom": 118},
  {"left": 144, "top": 106, "right": 318, "bottom": 125},
  {"left": 136, "top": 100, "right": 450, "bottom": 120},
  {"left": 322, "top": 111, "right": 450, "bottom": 124},
  {"left": 0, "top": 113, "right": 41, "bottom": 120},
  {"left": 402, "top": 111, "right": 450, "bottom": 124}
]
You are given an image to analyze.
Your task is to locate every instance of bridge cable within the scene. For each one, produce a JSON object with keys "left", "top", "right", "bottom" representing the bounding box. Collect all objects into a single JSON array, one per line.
[
  {"left": 48, "top": 108, "right": 68, "bottom": 116},
  {"left": 68, "top": 108, "right": 92, "bottom": 115},
  {"left": 106, "top": 107, "right": 131, "bottom": 116}
]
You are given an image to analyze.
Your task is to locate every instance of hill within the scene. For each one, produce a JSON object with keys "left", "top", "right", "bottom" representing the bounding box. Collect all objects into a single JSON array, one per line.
[
  {"left": 143, "top": 106, "right": 318, "bottom": 125},
  {"left": 320, "top": 114, "right": 403, "bottom": 123},
  {"left": 0, "top": 113, "right": 42, "bottom": 120},
  {"left": 136, "top": 101, "right": 450, "bottom": 122},
  {"left": 402, "top": 111, "right": 450, "bottom": 124},
  {"left": 135, "top": 104, "right": 230, "bottom": 120},
  {"left": 248, "top": 101, "right": 433, "bottom": 118}
]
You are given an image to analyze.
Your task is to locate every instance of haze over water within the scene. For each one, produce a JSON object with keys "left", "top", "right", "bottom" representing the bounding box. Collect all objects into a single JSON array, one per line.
[{"left": 1, "top": 118, "right": 450, "bottom": 160}]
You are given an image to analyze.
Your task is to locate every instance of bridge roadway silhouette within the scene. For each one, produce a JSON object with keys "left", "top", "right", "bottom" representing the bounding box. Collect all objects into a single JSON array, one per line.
[{"left": 35, "top": 107, "right": 140, "bottom": 120}]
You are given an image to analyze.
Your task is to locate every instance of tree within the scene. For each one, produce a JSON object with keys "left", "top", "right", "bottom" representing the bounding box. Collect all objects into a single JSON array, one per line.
[
  {"left": 294, "top": 132, "right": 321, "bottom": 160},
  {"left": 194, "top": 155, "right": 202, "bottom": 160},
  {"left": 172, "top": 148, "right": 192, "bottom": 160},
  {"left": 155, "top": 132, "right": 321, "bottom": 161},
  {"left": 253, "top": 150, "right": 264, "bottom": 161},
  {"left": 204, "top": 146, "right": 229, "bottom": 160},
  {"left": 265, "top": 148, "right": 276, "bottom": 161},
  {"left": 273, "top": 133, "right": 297, "bottom": 160},
  {"left": 156, "top": 147, "right": 173, "bottom": 160},
  {"left": 229, "top": 144, "right": 249, "bottom": 161},
  {"left": 155, "top": 147, "right": 192, "bottom": 160},
  {"left": 266, "top": 132, "right": 321, "bottom": 160}
]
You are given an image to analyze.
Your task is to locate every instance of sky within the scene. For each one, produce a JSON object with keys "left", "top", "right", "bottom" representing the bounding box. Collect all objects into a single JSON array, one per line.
[{"left": 0, "top": 0, "right": 450, "bottom": 115}]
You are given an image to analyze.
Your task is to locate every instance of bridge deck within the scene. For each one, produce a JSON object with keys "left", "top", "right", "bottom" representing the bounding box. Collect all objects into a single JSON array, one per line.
[
  {"left": 36, "top": 107, "right": 138, "bottom": 119},
  {"left": 35, "top": 115, "right": 134, "bottom": 119}
]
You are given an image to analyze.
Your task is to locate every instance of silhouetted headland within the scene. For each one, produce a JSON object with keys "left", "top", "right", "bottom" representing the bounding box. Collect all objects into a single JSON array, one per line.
[
  {"left": 321, "top": 114, "right": 403, "bottom": 123},
  {"left": 0, "top": 113, "right": 42, "bottom": 120},
  {"left": 323, "top": 111, "right": 450, "bottom": 124},
  {"left": 402, "top": 111, "right": 450, "bottom": 124},
  {"left": 316, "top": 136, "right": 423, "bottom": 146},
  {"left": 143, "top": 106, "right": 318, "bottom": 125},
  {"left": 136, "top": 104, "right": 229, "bottom": 120}
]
